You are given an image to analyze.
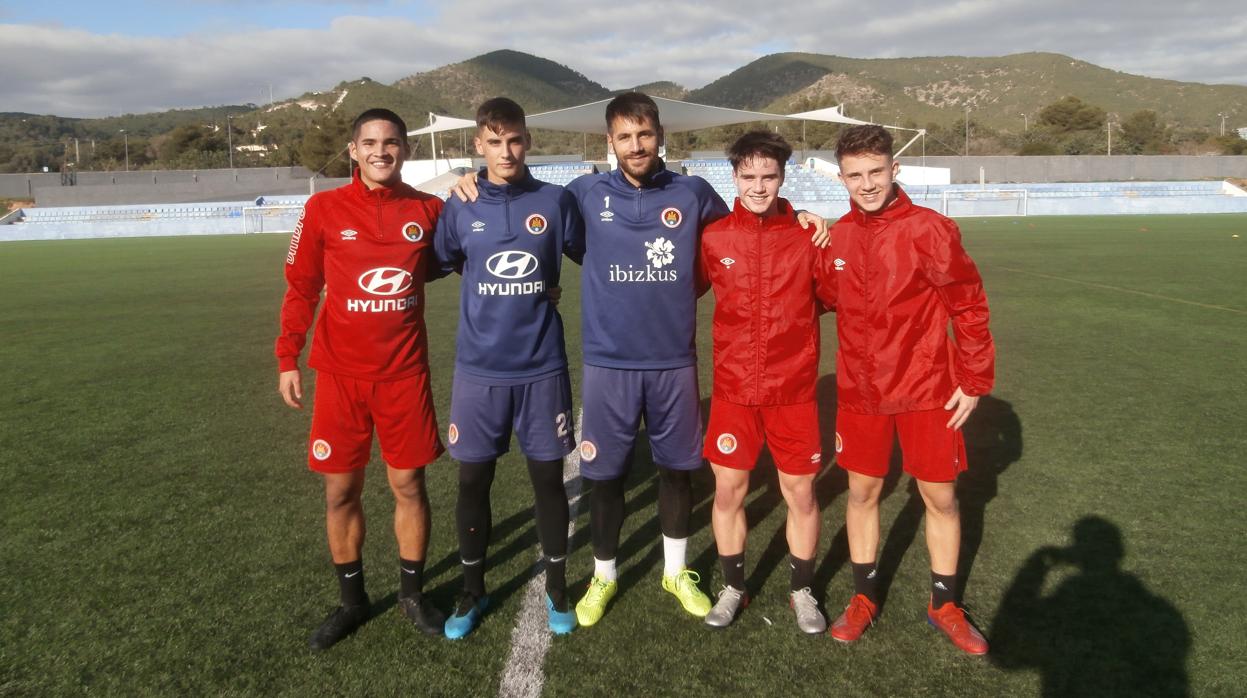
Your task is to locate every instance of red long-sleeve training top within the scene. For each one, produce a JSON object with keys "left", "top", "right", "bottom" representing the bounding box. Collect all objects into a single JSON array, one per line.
[
  {"left": 699, "top": 198, "right": 837, "bottom": 406},
  {"left": 276, "top": 171, "right": 443, "bottom": 381},
  {"left": 821, "top": 185, "right": 994, "bottom": 415}
]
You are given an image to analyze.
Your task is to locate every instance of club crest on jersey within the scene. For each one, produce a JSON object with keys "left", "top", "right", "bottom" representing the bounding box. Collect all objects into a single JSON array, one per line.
[
  {"left": 401, "top": 221, "right": 424, "bottom": 242},
  {"left": 717, "top": 433, "right": 738, "bottom": 454},
  {"left": 448, "top": 424, "right": 459, "bottom": 445},
  {"left": 660, "top": 207, "right": 682, "bottom": 228},
  {"left": 340, "top": 229, "right": 358, "bottom": 241},
  {"left": 525, "top": 214, "right": 547, "bottom": 235},
  {"left": 312, "top": 439, "right": 332, "bottom": 461},
  {"left": 580, "top": 440, "right": 598, "bottom": 462},
  {"left": 720, "top": 257, "right": 736, "bottom": 269},
  {"left": 835, "top": 432, "right": 844, "bottom": 453}
]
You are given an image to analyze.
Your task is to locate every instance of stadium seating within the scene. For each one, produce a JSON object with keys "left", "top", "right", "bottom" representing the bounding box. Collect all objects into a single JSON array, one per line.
[
  {"left": 3, "top": 161, "right": 1245, "bottom": 242},
  {"left": 527, "top": 163, "right": 596, "bottom": 187}
]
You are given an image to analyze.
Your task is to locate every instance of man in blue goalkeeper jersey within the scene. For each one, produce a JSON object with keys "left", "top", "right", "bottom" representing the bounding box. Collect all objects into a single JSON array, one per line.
[
  {"left": 435, "top": 97, "right": 584, "bottom": 638},
  {"left": 453, "top": 92, "right": 827, "bottom": 628}
]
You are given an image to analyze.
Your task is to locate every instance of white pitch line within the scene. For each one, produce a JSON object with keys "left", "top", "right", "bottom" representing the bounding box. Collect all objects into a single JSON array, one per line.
[{"left": 497, "top": 410, "right": 583, "bottom": 698}]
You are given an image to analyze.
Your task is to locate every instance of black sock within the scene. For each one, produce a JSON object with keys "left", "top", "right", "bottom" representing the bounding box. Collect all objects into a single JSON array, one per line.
[
  {"left": 399, "top": 558, "right": 424, "bottom": 598},
  {"left": 527, "top": 458, "right": 569, "bottom": 607},
  {"left": 720, "top": 552, "right": 746, "bottom": 590},
  {"left": 931, "top": 572, "right": 958, "bottom": 608},
  {"left": 657, "top": 467, "right": 692, "bottom": 538},
  {"left": 457, "top": 459, "right": 496, "bottom": 598},
  {"left": 334, "top": 560, "right": 367, "bottom": 607},
  {"left": 589, "top": 475, "right": 626, "bottom": 561},
  {"left": 852, "top": 561, "right": 879, "bottom": 604},
  {"left": 789, "top": 555, "right": 815, "bottom": 592}
]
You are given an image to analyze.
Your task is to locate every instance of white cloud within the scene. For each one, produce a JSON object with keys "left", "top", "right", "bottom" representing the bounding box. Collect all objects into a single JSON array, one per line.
[{"left": 1, "top": 0, "right": 1245, "bottom": 117}]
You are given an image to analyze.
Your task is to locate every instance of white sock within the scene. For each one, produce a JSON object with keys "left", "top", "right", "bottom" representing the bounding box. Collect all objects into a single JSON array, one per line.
[
  {"left": 663, "top": 535, "right": 688, "bottom": 577},
  {"left": 594, "top": 557, "right": 617, "bottom": 582}
]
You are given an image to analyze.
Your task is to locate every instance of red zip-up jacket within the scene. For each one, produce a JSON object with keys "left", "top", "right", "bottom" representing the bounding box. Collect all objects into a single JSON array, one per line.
[
  {"left": 699, "top": 198, "right": 837, "bottom": 406},
  {"left": 276, "top": 171, "right": 444, "bottom": 381},
  {"left": 821, "top": 185, "right": 994, "bottom": 415}
]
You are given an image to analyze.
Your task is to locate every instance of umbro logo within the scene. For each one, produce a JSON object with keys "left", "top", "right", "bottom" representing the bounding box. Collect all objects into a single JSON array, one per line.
[
  {"left": 471, "top": 220, "right": 486, "bottom": 231},
  {"left": 600, "top": 210, "right": 615, "bottom": 222},
  {"left": 340, "top": 229, "right": 357, "bottom": 240},
  {"left": 834, "top": 258, "right": 846, "bottom": 271},
  {"left": 720, "top": 257, "right": 736, "bottom": 269}
]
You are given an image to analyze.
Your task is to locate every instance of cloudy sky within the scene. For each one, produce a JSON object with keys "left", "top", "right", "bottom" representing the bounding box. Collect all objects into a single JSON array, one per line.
[{"left": 2, "top": 0, "right": 1245, "bottom": 117}]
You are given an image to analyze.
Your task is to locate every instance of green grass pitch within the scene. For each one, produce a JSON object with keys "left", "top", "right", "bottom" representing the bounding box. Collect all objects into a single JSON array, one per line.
[{"left": 1, "top": 214, "right": 1244, "bottom": 696}]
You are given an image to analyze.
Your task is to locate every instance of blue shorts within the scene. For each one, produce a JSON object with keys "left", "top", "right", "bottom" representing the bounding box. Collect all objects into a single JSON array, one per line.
[
  {"left": 578, "top": 364, "right": 703, "bottom": 479},
  {"left": 447, "top": 371, "right": 575, "bottom": 462}
]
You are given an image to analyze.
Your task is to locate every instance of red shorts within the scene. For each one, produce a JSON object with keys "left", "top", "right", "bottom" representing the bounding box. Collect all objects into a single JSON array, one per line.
[
  {"left": 703, "top": 400, "right": 822, "bottom": 476},
  {"left": 308, "top": 371, "right": 444, "bottom": 473},
  {"left": 834, "top": 408, "right": 966, "bottom": 482}
]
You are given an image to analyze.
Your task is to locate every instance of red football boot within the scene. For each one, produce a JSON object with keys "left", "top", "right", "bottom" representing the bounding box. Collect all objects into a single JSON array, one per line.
[
  {"left": 927, "top": 600, "right": 989, "bottom": 655},
  {"left": 829, "top": 593, "right": 878, "bottom": 643}
]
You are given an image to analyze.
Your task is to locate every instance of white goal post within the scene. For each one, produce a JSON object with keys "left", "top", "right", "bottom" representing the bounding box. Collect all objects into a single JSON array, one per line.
[
  {"left": 242, "top": 204, "right": 304, "bottom": 234},
  {"left": 940, "top": 189, "right": 1029, "bottom": 217}
]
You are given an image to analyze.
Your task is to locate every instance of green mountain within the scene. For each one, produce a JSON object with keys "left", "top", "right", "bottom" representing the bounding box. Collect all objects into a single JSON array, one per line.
[
  {"left": 688, "top": 52, "right": 1247, "bottom": 131},
  {"left": 394, "top": 49, "right": 612, "bottom": 115},
  {"left": 4, "top": 49, "right": 1245, "bottom": 173}
]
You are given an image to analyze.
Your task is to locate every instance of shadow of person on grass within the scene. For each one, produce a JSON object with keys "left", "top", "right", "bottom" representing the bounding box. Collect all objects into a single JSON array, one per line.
[{"left": 989, "top": 517, "right": 1189, "bottom": 697}]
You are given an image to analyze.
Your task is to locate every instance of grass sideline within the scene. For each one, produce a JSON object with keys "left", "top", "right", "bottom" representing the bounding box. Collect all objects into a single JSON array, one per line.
[{"left": 1, "top": 215, "right": 1245, "bottom": 696}]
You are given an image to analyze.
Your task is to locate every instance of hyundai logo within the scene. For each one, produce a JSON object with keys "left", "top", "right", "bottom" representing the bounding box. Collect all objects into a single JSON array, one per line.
[
  {"left": 358, "top": 267, "right": 413, "bottom": 296},
  {"left": 485, "top": 251, "right": 539, "bottom": 280}
]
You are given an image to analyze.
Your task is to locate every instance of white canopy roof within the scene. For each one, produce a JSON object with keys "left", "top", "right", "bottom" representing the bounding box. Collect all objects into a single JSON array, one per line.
[{"left": 406, "top": 95, "right": 871, "bottom": 137}]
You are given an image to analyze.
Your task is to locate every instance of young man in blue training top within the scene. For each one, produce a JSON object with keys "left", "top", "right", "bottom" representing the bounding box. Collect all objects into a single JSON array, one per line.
[
  {"left": 434, "top": 97, "right": 584, "bottom": 638},
  {"left": 453, "top": 92, "right": 828, "bottom": 628}
]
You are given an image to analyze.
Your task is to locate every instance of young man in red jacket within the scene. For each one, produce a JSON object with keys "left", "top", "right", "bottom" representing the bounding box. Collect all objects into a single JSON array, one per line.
[
  {"left": 276, "top": 108, "right": 447, "bottom": 649},
  {"left": 823, "top": 125, "right": 995, "bottom": 655},
  {"left": 698, "top": 131, "right": 837, "bottom": 633}
]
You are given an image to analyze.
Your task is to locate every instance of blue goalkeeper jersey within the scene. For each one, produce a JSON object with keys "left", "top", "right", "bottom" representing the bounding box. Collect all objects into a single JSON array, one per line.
[
  {"left": 435, "top": 168, "right": 585, "bottom": 382},
  {"left": 566, "top": 164, "right": 728, "bottom": 370}
]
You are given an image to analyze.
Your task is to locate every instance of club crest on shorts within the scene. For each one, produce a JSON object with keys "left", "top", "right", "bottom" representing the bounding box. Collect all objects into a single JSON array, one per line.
[
  {"left": 660, "top": 207, "right": 682, "bottom": 229},
  {"left": 525, "top": 213, "right": 547, "bottom": 235},
  {"left": 448, "top": 423, "right": 459, "bottom": 445},
  {"left": 401, "top": 221, "right": 424, "bottom": 242},
  {"left": 312, "top": 439, "right": 332, "bottom": 461},
  {"left": 579, "top": 440, "right": 598, "bottom": 462},
  {"left": 716, "top": 433, "right": 738, "bottom": 455},
  {"left": 835, "top": 432, "right": 844, "bottom": 454}
]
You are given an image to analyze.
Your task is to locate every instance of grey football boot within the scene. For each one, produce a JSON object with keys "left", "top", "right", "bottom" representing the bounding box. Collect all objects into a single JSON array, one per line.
[
  {"left": 704, "top": 586, "right": 749, "bottom": 628},
  {"left": 789, "top": 587, "right": 827, "bottom": 634}
]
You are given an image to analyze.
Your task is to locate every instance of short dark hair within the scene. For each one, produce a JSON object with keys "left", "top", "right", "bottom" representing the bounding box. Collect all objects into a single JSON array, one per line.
[
  {"left": 727, "top": 131, "right": 792, "bottom": 172},
  {"left": 606, "top": 92, "right": 661, "bottom": 132},
  {"left": 352, "top": 108, "right": 408, "bottom": 143},
  {"left": 476, "top": 97, "right": 527, "bottom": 135},
  {"left": 835, "top": 125, "right": 893, "bottom": 162}
]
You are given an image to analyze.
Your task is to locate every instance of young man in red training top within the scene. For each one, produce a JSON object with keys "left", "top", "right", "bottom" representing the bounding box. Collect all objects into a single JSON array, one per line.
[
  {"left": 822, "top": 125, "right": 995, "bottom": 655},
  {"left": 698, "top": 131, "right": 837, "bottom": 633},
  {"left": 276, "top": 108, "right": 447, "bottom": 650}
]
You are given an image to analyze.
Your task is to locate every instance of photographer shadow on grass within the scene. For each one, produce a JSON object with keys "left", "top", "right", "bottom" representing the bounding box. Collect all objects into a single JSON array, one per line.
[{"left": 989, "top": 517, "right": 1189, "bottom": 697}]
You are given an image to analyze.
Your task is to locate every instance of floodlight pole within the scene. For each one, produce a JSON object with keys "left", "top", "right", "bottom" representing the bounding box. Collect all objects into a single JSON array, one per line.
[
  {"left": 1020, "top": 113, "right": 1028, "bottom": 131},
  {"left": 964, "top": 106, "right": 970, "bottom": 157},
  {"left": 1218, "top": 113, "right": 1227, "bottom": 137},
  {"left": 227, "top": 114, "right": 235, "bottom": 170},
  {"left": 1107, "top": 115, "right": 1114, "bottom": 156},
  {"left": 120, "top": 130, "right": 129, "bottom": 171}
]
